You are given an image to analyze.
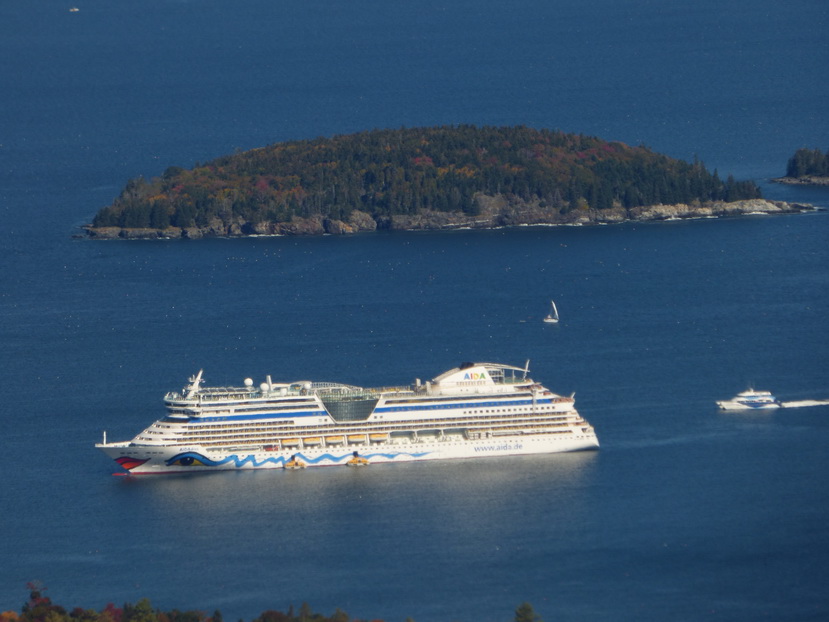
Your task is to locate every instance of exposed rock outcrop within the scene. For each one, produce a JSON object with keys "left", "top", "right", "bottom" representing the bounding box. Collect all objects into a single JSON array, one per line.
[{"left": 628, "top": 198, "right": 801, "bottom": 220}]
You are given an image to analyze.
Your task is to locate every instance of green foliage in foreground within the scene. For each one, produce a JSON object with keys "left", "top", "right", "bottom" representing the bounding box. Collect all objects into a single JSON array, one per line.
[
  {"left": 91, "top": 125, "right": 760, "bottom": 230},
  {"left": 4, "top": 584, "right": 542, "bottom": 622},
  {"left": 786, "top": 147, "right": 829, "bottom": 178}
]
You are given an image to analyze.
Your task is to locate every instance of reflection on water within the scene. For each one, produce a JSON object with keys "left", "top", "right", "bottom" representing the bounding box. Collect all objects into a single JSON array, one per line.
[
  {"left": 99, "top": 454, "right": 599, "bottom": 619},
  {"left": 134, "top": 452, "right": 598, "bottom": 529}
]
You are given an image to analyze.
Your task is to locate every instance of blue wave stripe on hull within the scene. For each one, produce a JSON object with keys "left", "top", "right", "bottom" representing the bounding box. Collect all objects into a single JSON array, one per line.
[{"left": 166, "top": 450, "right": 431, "bottom": 468}]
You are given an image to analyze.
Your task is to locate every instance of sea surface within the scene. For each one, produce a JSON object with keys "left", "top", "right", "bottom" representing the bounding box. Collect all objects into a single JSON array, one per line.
[{"left": 1, "top": 1, "right": 828, "bottom": 621}]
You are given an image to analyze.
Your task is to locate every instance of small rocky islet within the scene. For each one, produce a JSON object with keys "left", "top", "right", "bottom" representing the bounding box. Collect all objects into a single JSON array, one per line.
[
  {"left": 772, "top": 146, "right": 829, "bottom": 186},
  {"left": 82, "top": 126, "right": 819, "bottom": 239}
]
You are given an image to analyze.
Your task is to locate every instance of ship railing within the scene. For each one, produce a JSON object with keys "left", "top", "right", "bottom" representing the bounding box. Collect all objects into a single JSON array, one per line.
[
  {"left": 313, "top": 384, "right": 413, "bottom": 401},
  {"left": 166, "top": 387, "right": 261, "bottom": 402},
  {"left": 309, "top": 382, "right": 365, "bottom": 395}
]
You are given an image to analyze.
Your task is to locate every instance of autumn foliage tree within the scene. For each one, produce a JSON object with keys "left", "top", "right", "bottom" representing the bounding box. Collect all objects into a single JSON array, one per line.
[{"left": 8, "top": 588, "right": 549, "bottom": 622}]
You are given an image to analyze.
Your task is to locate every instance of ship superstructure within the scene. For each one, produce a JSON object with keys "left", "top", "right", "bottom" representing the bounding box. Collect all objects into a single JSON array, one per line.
[{"left": 96, "top": 362, "right": 599, "bottom": 473}]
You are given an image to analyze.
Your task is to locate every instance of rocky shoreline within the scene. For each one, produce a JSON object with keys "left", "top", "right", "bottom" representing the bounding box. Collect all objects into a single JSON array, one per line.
[
  {"left": 81, "top": 196, "right": 817, "bottom": 240},
  {"left": 772, "top": 176, "right": 829, "bottom": 186}
]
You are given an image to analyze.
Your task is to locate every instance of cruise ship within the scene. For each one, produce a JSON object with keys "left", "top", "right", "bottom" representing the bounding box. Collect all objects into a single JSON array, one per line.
[{"left": 96, "top": 361, "right": 599, "bottom": 474}]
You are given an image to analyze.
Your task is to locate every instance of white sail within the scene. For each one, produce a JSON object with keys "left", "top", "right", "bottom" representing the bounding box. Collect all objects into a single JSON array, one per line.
[{"left": 543, "top": 300, "right": 559, "bottom": 323}]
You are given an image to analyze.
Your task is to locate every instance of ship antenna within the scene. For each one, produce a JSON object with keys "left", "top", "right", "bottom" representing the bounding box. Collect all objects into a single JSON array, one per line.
[{"left": 185, "top": 369, "right": 203, "bottom": 399}]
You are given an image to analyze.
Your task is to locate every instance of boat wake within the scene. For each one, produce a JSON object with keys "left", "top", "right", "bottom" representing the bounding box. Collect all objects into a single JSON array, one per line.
[{"left": 780, "top": 399, "right": 829, "bottom": 408}]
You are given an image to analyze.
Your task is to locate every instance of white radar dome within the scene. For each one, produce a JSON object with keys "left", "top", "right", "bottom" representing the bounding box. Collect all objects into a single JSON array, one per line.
[
  {"left": 244, "top": 378, "right": 253, "bottom": 387},
  {"left": 260, "top": 382, "right": 270, "bottom": 392}
]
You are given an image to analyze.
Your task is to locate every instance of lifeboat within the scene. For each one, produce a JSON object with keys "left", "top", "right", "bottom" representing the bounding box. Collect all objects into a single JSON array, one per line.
[
  {"left": 281, "top": 438, "right": 301, "bottom": 447},
  {"left": 369, "top": 433, "right": 389, "bottom": 443},
  {"left": 347, "top": 434, "right": 367, "bottom": 444},
  {"left": 346, "top": 452, "right": 369, "bottom": 467},
  {"left": 325, "top": 435, "right": 345, "bottom": 445},
  {"left": 284, "top": 455, "right": 306, "bottom": 469},
  {"left": 303, "top": 437, "right": 322, "bottom": 446}
]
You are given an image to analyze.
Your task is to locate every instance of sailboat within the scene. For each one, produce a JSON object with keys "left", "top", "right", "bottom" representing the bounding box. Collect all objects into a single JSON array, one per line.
[{"left": 543, "top": 300, "right": 559, "bottom": 324}]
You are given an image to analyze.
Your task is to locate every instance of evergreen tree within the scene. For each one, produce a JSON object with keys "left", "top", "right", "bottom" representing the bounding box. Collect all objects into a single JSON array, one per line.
[
  {"left": 786, "top": 147, "right": 829, "bottom": 177},
  {"left": 514, "top": 602, "right": 541, "bottom": 622},
  {"left": 122, "top": 600, "right": 155, "bottom": 622}
]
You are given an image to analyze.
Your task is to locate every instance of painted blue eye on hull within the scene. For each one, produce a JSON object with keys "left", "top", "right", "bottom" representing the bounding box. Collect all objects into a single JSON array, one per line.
[{"left": 166, "top": 452, "right": 215, "bottom": 467}]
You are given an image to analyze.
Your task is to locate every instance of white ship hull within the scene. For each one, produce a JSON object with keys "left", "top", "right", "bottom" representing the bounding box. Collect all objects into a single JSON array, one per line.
[
  {"left": 96, "top": 362, "right": 599, "bottom": 475},
  {"left": 716, "top": 400, "right": 779, "bottom": 410},
  {"left": 98, "top": 431, "right": 599, "bottom": 474}
]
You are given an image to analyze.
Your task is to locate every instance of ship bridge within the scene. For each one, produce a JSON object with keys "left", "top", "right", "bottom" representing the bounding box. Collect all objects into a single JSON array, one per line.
[{"left": 429, "top": 362, "right": 533, "bottom": 394}]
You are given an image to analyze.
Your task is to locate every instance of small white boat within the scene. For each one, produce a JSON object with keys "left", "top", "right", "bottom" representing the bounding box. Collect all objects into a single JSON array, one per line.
[
  {"left": 716, "top": 389, "right": 780, "bottom": 410},
  {"left": 543, "top": 300, "right": 559, "bottom": 324}
]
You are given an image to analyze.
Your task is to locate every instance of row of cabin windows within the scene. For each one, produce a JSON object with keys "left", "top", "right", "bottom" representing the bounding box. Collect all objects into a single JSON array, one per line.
[{"left": 177, "top": 419, "right": 575, "bottom": 443}]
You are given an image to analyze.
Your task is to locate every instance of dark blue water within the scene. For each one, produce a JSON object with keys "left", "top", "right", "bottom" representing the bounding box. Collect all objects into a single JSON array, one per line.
[{"left": 1, "top": 0, "right": 828, "bottom": 620}]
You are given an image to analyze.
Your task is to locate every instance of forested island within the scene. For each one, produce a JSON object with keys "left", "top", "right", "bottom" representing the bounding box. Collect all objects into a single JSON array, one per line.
[
  {"left": 773, "top": 147, "right": 829, "bottom": 186},
  {"left": 84, "top": 126, "right": 810, "bottom": 239},
  {"left": 2, "top": 585, "right": 544, "bottom": 622}
]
